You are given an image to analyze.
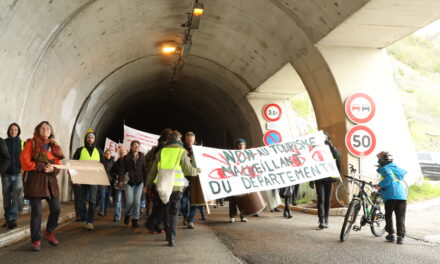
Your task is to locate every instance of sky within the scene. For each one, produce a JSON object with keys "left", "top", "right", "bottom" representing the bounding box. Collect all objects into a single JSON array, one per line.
[{"left": 415, "top": 18, "right": 440, "bottom": 36}]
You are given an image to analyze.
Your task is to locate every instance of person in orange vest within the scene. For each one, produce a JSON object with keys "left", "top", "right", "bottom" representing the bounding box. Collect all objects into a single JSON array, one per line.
[{"left": 72, "top": 129, "right": 104, "bottom": 231}]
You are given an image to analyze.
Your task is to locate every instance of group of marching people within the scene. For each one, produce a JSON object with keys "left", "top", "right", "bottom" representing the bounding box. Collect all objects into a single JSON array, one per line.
[{"left": 0, "top": 120, "right": 409, "bottom": 252}]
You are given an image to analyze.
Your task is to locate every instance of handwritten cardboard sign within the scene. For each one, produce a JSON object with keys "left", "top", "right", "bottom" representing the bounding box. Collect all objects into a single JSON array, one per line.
[{"left": 54, "top": 160, "right": 110, "bottom": 186}]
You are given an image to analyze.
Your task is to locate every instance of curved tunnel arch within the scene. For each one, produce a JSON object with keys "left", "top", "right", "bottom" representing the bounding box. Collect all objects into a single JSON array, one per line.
[{"left": 0, "top": 0, "right": 372, "bottom": 201}]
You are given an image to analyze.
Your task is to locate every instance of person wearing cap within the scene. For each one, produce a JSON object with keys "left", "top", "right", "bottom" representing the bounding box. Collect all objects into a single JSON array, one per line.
[
  {"left": 145, "top": 130, "right": 200, "bottom": 247},
  {"left": 2, "top": 123, "right": 24, "bottom": 229},
  {"left": 228, "top": 138, "right": 249, "bottom": 223},
  {"left": 72, "top": 129, "right": 104, "bottom": 231},
  {"left": 375, "top": 151, "right": 407, "bottom": 244}
]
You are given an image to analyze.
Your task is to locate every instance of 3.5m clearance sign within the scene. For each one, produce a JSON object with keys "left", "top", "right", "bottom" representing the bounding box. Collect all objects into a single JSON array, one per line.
[{"left": 193, "top": 131, "right": 340, "bottom": 201}]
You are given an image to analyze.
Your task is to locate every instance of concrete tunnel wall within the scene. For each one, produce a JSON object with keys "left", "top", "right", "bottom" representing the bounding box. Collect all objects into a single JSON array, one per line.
[{"left": 0, "top": 0, "right": 371, "bottom": 203}]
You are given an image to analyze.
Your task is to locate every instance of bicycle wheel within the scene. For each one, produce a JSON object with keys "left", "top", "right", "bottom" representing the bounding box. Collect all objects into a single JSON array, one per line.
[
  {"left": 335, "top": 180, "right": 360, "bottom": 207},
  {"left": 370, "top": 204, "right": 386, "bottom": 237},
  {"left": 340, "top": 198, "right": 361, "bottom": 242}
]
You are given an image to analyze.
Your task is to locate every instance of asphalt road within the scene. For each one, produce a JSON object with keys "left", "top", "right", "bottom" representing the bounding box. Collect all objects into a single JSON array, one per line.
[{"left": 0, "top": 204, "right": 439, "bottom": 264}]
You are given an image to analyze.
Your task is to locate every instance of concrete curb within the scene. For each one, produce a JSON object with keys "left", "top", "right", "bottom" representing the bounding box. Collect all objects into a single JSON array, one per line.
[
  {"left": 0, "top": 211, "right": 76, "bottom": 248},
  {"left": 279, "top": 204, "right": 348, "bottom": 216}
]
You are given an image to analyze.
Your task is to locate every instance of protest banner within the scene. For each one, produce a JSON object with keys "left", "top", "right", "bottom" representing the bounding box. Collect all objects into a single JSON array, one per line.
[
  {"left": 193, "top": 131, "right": 340, "bottom": 201},
  {"left": 104, "top": 138, "right": 121, "bottom": 160},
  {"left": 54, "top": 160, "right": 110, "bottom": 186},
  {"left": 123, "top": 125, "right": 160, "bottom": 154}
]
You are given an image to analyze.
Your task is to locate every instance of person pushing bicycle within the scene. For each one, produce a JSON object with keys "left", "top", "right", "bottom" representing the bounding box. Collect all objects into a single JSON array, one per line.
[{"left": 374, "top": 151, "right": 407, "bottom": 244}]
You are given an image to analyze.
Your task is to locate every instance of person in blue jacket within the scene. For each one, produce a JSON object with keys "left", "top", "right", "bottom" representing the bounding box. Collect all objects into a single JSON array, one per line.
[{"left": 374, "top": 151, "right": 407, "bottom": 244}]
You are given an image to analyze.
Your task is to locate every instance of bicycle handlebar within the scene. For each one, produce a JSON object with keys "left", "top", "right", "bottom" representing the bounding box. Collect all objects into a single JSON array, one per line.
[{"left": 344, "top": 175, "right": 376, "bottom": 188}]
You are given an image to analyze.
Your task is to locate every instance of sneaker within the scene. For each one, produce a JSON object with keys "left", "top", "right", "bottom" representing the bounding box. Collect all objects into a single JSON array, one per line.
[
  {"left": 287, "top": 215, "right": 293, "bottom": 219},
  {"left": 168, "top": 234, "right": 175, "bottom": 247},
  {"left": 43, "top": 231, "right": 59, "bottom": 246},
  {"left": 292, "top": 201, "right": 298, "bottom": 206},
  {"left": 240, "top": 217, "right": 248, "bottom": 222},
  {"left": 187, "top": 222, "right": 194, "bottom": 229},
  {"left": 98, "top": 212, "right": 105, "bottom": 217},
  {"left": 85, "top": 223, "right": 94, "bottom": 231},
  {"left": 132, "top": 219, "right": 139, "bottom": 228},
  {"left": 183, "top": 220, "right": 187, "bottom": 226},
  {"left": 201, "top": 215, "right": 207, "bottom": 221},
  {"left": 113, "top": 218, "right": 120, "bottom": 223},
  {"left": 385, "top": 234, "right": 396, "bottom": 242},
  {"left": 124, "top": 215, "right": 131, "bottom": 225},
  {"left": 229, "top": 218, "right": 236, "bottom": 223},
  {"left": 318, "top": 222, "right": 325, "bottom": 229},
  {"left": 31, "top": 241, "right": 41, "bottom": 252},
  {"left": 253, "top": 214, "right": 260, "bottom": 217},
  {"left": 397, "top": 236, "right": 404, "bottom": 244},
  {"left": 273, "top": 208, "right": 281, "bottom": 212},
  {"left": 324, "top": 219, "right": 329, "bottom": 228}
]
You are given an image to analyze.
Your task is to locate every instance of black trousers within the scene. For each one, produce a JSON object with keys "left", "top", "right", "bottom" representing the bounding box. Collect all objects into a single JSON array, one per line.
[
  {"left": 163, "top": 191, "right": 182, "bottom": 238},
  {"left": 315, "top": 181, "right": 333, "bottom": 222},
  {"left": 385, "top": 199, "right": 406, "bottom": 237},
  {"left": 228, "top": 197, "right": 242, "bottom": 218},
  {"left": 146, "top": 188, "right": 164, "bottom": 232},
  {"left": 284, "top": 196, "right": 292, "bottom": 215},
  {"left": 292, "top": 184, "right": 300, "bottom": 201},
  {"left": 29, "top": 197, "right": 60, "bottom": 243}
]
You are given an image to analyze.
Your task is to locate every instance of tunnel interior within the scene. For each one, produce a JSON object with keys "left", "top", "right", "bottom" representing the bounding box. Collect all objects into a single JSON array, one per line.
[{"left": 98, "top": 84, "right": 244, "bottom": 149}]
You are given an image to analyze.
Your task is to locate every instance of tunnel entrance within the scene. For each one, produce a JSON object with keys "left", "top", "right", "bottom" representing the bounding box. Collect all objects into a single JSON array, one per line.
[{"left": 99, "top": 87, "right": 238, "bottom": 149}]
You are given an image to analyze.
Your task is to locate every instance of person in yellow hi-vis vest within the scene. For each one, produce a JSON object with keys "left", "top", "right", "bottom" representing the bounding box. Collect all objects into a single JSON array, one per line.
[
  {"left": 146, "top": 130, "right": 200, "bottom": 247},
  {"left": 72, "top": 129, "right": 104, "bottom": 231}
]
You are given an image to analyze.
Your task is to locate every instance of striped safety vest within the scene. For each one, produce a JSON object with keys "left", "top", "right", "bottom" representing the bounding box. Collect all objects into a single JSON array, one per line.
[
  {"left": 154, "top": 147, "right": 185, "bottom": 187},
  {"left": 79, "top": 147, "right": 100, "bottom": 161}
]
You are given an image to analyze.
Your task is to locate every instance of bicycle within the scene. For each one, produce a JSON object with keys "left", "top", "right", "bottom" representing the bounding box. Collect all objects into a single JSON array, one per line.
[
  {"left": 335, "top": 164, "right": 409, "bottom": 208},
  {"left": 340, "top": 176, "right": 386, "bottom": 242},
  {"left": 335, "top": 164, "right": 376, "bottom": 208}
]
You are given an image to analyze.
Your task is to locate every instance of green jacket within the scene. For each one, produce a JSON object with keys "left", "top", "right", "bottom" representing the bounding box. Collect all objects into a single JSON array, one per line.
[{"left": 146, "top": 144, "right": 199, "bottom": 192}]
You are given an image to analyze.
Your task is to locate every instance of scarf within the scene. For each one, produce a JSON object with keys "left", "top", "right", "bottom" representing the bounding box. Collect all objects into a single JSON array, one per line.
[
  {"left": 32, "top": 133, "right": 65, "bottom": 164},
  {"left": 168, "top": 139, "right": 183, "bottom": 146}
]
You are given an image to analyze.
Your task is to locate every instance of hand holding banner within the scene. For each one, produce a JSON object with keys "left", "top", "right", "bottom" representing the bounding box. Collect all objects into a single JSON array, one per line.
[{"left": 193, "top": 131, "right": 340, "bottom": 201}]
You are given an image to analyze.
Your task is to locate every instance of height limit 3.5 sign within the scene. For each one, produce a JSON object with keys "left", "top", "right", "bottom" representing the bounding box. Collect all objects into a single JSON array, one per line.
[
  {"left": 345, "top": 125, "right": 376, "bottom": 157},
  {"left": 263, "top": 103, "right": 282, "bottom": 122}
]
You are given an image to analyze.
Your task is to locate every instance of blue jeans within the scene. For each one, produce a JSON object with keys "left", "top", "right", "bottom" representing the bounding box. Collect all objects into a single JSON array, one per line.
[
  {"left": 99, "top": 186, "right": 111, "bottom": 215},
  {"left": 79, "top": 184, "right": 98, "bottom": 224},
  {"left": 187, "top": 205, "right": 206, "bottom": 223},
  {"left": 124, "top": 183, "right": 144, "bottom": 220},
  {"left": 113, "top": 189, "right": 122, "bottom": 221},
  {"left": 180, "top": 187, "right": 190, "bottom": 220},
  {"left": 1, "top": 174, "right": 23, "bottom": 221}
]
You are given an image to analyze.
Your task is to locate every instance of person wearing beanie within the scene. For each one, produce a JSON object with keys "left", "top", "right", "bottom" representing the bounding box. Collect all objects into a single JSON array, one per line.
[{"left": 72, "top": 129, "right": 104, "bottom": 231}]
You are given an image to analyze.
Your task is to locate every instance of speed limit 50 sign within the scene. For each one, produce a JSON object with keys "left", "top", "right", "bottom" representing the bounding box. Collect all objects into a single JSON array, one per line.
[{"left": 345, "top": 125, "right": 376, "bottom": 157}]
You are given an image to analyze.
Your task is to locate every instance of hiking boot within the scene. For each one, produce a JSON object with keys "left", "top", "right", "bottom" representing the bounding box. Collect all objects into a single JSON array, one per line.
[
  {"left": 168, "top": 234, "right": 175, "bottom": 247},
  {"left": 386, "top": 234, "right": 396, "bottom": 242},
  {"left": 187, "top": 222, "right": 194, "bottom": 229},
  {"left": 31, "top": 241, "right": 41, "bottom": 252},
  {"left": 43, "top": 231, "right": 59, "bottom": 246},
  {"left": 397, "top": 236, "right": 404, "bottom": 244},
  {"left": 132, "top": 219, "right": 139, "bottom": 228},
  {"left": 7, "top": 219, "right": 17, "bottom": 229},
  {"left": 124, "top": 215, "right": 131, "bottom": 225}
]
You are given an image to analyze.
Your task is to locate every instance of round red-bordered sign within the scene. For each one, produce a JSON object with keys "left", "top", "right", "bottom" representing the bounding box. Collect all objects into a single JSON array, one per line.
[
  {"left": 345, "top": 93, "right": 376, "bottom": 124},
  {"left": 263, "top": 103, "right": 282, "bottom": 122},
  {"left": 345, "top": 125, "right": 376, "bottom": 157},
  {"left": 263, "top": 130, "right": 283, "bottom": 146}
]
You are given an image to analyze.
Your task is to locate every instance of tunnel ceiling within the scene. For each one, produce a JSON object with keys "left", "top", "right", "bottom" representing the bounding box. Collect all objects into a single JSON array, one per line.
[{"left": 0, "top": 0, "right": 369, "bottom": 151}]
